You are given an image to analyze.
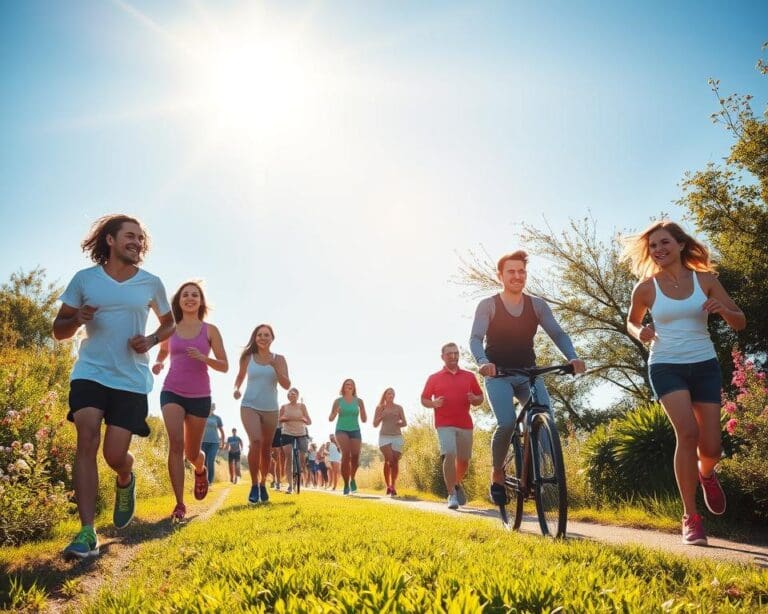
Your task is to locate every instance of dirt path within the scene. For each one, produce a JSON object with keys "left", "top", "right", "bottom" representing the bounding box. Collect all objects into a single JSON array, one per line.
[
  {"left": 46, "top": 484, "right": 232, "bottom": 613},
  {"left": 326, "top": 489, "right": 768, "bottom": 568}
]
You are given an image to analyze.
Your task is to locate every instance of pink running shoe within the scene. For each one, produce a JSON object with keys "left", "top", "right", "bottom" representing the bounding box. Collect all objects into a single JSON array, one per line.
[
  {"left": 699, "top": 470, "right": 726, "bottom": 515},
  {"left": 171, "top": 503, "right": 187, "bottom": 523},
  {"left": 385, "top": 486, "right": 392, "bottom": 496},
  {"left": 682, "top": 514, "right": 708, "bottom": 546}
]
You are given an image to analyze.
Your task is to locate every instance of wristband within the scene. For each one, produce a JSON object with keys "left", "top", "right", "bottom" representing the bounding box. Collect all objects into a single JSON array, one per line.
[{"left": 152, "top": 333, "right": 159, "bottom": 346}]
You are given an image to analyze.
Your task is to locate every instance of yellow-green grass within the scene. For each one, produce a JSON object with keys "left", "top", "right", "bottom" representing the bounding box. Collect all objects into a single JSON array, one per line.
[{"left": 50, "top": 491, "right": 768, "bottom": 612}]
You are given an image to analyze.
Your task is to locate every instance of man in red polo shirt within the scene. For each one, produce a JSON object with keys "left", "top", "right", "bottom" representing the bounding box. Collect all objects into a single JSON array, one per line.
[{"left": 421, "top": 342, "right": 484, "bottom": 510}]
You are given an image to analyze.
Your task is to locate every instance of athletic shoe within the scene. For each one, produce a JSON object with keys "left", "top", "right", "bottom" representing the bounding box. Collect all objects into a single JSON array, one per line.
[
  {"left": 699, "top": 470, "right": 726, "bottom": 515},
  {"left": 113, "top": 472, "right": 136, "bottom": 529},
  {"left": 275, "top": 482, "right": 281, "bottom": 491},
  {"left": 270, "top": 481, "right": 275, "bottom": 488},
  {"left": 386, "top": 486, "right": 392, "bottom": 496},
  {"left": 447, "top": 493, "right": 459, "bottom": 510},
  {"left": 63, "top": 526, "right": 99, "bottom": 560},
  {"left": 286, "top": 486, "right": 293, "bottom": 494},
  {"left": 390, "top": 488, "right": 397, "bottom": 497},
  {"left": 350, "top": 479, "right": 357, "bottom": 493},
  {"left": 455, "top": 484, "right": 467, "bottom": 506},
  {"left": 489, "top": 482, "right": 507, "bottom": 506},
  {"left": 259, "top": 483, "right": 269, "bottom": 503},
  {"left": 343, "top": 484, "right": 350, "bottom": 495},
  {"left": 171, "top": 503, "right": 186, "bottom": 523},
  {"left": 248, "top": 485, "right": 260, "bottom": 504},
  {"left": 193, "top": 467, "right": 208, "bottom": 501},
  {"left": 682, "top": 514, "right": 708, "bottom": 546}
]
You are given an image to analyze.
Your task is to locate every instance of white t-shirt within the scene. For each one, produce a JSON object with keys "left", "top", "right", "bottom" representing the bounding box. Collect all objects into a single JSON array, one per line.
[{"left": 60, "top": 265, "right": 171, "bottom": 394}]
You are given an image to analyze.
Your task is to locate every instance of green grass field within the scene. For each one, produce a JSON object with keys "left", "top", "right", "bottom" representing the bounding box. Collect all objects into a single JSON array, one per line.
[{"left": 4, "top": 485, "right": 766, "bottom": 612}]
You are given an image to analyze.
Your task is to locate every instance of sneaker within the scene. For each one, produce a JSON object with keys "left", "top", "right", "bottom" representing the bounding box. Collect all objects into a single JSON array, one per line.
[
  {"left": 270, "top": 481, "right": 275, "bottom": 488},
  {"left": 286, "top": 486, "right": 293, "bottom": 494},
  {"left": 447, "top": 493, "right": 459, "bottom": 510},
  {"left": 171, "top": 503, "right": 186, "bottom": 523},
  {"left": 385, "top": 486, "right": 392, "bottom": 496},
  {"left": 682, "top": 514, "right": 708, "bottom": 546},
  {"left": 343, "top": 484, "right": 350, "bottom": 495},
  {"left": 248, "top": 485, "right": 260, "bottom": 504},
  {"left": 455, "top": 484, "right": 467, "bottom": 506},
  {"left": 63, "top": 526, "right": 99, "bottom": 560},
  {"left": 489, "top": 482, "right": 507, "bottom": 506},
  {"left": 350, "top": 479, "right": 357, "bottom": 493},
  {"left": 259, "top": 483, "right": 269, "bottom": 503},
  {"left": 194, "top": 468, "right": 209, "bottom": 501},
  {"left": 390, "top": 487, "right": 397, "bottom": 497},
  {"left": 113, "top": 473, "right": 136, "bottom": 529},
  {"left": 275, "top": 482, "right": 281, "bottom": 491},
  {"left": 699, "top": 470, "right": 726, "bottom": 515}
]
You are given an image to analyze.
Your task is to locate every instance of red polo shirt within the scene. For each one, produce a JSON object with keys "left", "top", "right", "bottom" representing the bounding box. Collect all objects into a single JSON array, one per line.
[{"left": 421, "top": 367, "right": 482, "bottom": 429}]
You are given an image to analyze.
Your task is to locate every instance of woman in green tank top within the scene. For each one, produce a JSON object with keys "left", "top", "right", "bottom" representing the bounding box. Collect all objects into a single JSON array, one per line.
[{"left": 328, "top": 378, "right": 367, "bottom": 495}]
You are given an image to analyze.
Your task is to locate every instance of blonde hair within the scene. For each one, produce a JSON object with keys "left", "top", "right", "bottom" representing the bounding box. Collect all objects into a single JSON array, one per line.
[{"left": 622, "top": 220, "right": 715, "bottom": 279}]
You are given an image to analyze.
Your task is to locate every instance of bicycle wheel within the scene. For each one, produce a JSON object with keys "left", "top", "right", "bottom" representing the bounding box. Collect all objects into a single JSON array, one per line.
[
  {"left": 531, "top": 412, "right": 567, "bottom": 537},
  {"left": 293, "top": 445, "right": 301, "bottom": 494},
  {"left": 499, "top": 431, "right": 524, "bottom": 529}
]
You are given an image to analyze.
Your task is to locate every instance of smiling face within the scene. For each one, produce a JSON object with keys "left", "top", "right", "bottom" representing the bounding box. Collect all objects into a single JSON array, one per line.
[
  {"left": 287, "top": 388, "right": 299, "bottom": 403},
  {"left": 107, "top": 221, "right": 145, "bottom": 265},
  {"left": 341, "top": 379, "right": 356, "bottom": 396},
  {"left": 648, "top": 229, "right": 684, "bottom": 268},
  {"left": 384, "top": 388, "right": 395, "bottom": 403},
  {"left": 254, "top": 325, "right": 274, "bottom": 349},
  {"left": 180, "top": 284, "right": 202, "bottom": 314},
  {"left": 498, "top": 259, "right": 527, "bottom": 293}
]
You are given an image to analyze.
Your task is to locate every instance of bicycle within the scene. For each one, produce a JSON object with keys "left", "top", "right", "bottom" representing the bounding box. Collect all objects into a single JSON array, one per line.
[
  {"left": 493, "top": 364, "right": 574, "bottom": 537},
  {"left": 290, "top": 436, "right": 303, "bottom": 495}
]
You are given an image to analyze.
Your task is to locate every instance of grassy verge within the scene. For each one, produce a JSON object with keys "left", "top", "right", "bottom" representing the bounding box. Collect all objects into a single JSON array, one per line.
[{"left": 17, "top": 490, "right": 764, "bottom": 612}]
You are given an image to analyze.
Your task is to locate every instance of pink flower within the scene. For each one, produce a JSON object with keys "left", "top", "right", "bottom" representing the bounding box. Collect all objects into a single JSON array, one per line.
[
  {"left": 723, "top": 402, "right": 738, "bottom": 415},
  {"left": 21, "top": 443, "right": 34, "bottom": 454},
  {"left": 732, "top": 372, "right": 746, "bottom": 388},
  {"left": 757, "top": 372, "right": 766, "bottom": 381},
  {"left": 726, "top": 418, "right": 739, "bottom": 435}
]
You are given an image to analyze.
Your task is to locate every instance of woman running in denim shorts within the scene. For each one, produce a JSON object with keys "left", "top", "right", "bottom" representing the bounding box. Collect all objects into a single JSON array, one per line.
[
  {"left": 625, "top": 221, "right": 745, "bottom": 546},
  {"left": 373, "top": 387, "right": 407, "bottom": 497},
  {"left": 154, "top": 281, "right": 228, "bottom": 522},
  {"left": 329, "top": 378, "right": 367, "bottom": 495}
]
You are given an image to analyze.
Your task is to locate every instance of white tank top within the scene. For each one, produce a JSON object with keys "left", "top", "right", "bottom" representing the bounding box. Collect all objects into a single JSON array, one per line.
[{"left": 648, "top": 272, "right": 716, "bottom": 365}]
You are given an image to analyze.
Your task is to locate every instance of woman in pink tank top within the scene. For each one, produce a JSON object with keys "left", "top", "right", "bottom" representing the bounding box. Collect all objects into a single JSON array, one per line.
[
  {"left": 152, "top": 281, "right": 229, "bottom": 522},
  {"left": 625, "top": 221, "right": 745, "bottom": 546}
]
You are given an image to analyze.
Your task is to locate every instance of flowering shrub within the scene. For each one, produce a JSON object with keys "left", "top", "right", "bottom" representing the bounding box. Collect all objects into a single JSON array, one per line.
[
  {"left": 0, "top": 347, "right": 76, "bottom": 544},
  {"left": 718, "top": 349, "right": 768, "bottom": 519}
]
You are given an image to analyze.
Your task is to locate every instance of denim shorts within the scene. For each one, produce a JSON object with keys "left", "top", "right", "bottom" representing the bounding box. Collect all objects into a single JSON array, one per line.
[
  {"left": 335, "top": 429, "right": 362, "bottom": 440},
  {"left": 649, "top": 358, "right": 722, "bottom": 404}
]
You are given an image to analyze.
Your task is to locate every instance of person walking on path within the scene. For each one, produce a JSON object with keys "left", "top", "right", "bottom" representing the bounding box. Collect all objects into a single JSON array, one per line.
[
  {"left": 153, "top": 281, "right": 228, "bottom": 522},
  {"left": 226, "top": 428, "right": 244, "bottom": 483},
  {"left": 327, "top": 434, "right": 342, "bottom": 490},
  {"left": 201, "top": 403, "right": 225, "bottom": 485},
  {"left": 279, "top": 387, "right": 311, "bottom": 493},
  {"left": 329, "top": 379, "right": 367, "bottom": 495},
  {"left": 421, "top": 342, "right": 484, "bottom": 510},
  {"left": 624, "top": 220, "right": 745, "bottom": 546},
  {"left": 54, "top": 214, "right": 174, "bottom": 560},
  {"left": 469, "top": 250, "right": 585, "bottom": 506},
  {"left": 234, "top": 324, "right": 291, "bottom": 504},
  {"left": 373, "top": 387, "right": 407, "bottom": 497}
]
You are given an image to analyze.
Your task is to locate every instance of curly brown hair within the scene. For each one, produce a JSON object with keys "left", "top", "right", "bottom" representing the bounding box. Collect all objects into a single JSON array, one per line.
[{"left": 81, "top": 214, "right": 150, "bottom": 265}]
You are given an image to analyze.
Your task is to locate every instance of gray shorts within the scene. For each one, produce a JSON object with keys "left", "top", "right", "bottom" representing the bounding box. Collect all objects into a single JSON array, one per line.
[{"left": 436, "top": 427, "right": 473, "bottom": 460}]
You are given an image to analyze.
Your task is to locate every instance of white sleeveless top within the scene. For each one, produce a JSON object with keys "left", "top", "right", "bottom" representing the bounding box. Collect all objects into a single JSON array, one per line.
[{"left": 648, "top": 272, "right": 717, "bottom": 365}]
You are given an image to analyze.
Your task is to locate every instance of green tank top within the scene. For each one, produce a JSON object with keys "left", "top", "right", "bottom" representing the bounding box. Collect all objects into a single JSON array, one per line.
[{"left": 336, "top": 397, "right": 360, "bottom": 431}]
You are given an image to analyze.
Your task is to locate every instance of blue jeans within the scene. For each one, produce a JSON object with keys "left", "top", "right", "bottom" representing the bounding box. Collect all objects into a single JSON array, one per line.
[
  {"left": 201, "top": 442, "right": 219, "bottom": 483},
  {"left": 485, "top": 374, "right": 551, "bottom": 470}
]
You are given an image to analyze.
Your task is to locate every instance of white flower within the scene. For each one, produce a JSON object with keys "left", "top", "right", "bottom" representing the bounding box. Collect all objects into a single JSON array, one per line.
[
  {"left": 22, "top": 442, "right": 34, "bottom": 454},
  {"left": 14, "top": 459, "right": 30, "bottom": 472}
]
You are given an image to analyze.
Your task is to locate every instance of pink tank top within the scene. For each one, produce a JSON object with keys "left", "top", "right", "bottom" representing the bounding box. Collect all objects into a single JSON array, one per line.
[{"left": 162, "top": 323, "right": 211, "bottom": 397}]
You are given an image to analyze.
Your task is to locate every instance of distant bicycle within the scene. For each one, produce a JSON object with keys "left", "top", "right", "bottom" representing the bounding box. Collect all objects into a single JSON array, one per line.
[
  {"left": 290, "top": 436, "right": 302, "bottom": 495},
  {"left": 494, "top": 364, "right": 574, "bottom": 537}
]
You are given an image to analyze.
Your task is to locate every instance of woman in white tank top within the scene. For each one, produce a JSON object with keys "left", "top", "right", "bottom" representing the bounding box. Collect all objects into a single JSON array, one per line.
[{"left": 624, "top": 221, "right": 745, "bottom": 546}]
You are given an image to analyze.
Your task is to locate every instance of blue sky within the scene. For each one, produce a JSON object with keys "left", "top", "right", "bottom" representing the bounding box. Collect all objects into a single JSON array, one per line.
[{"left": 1, "top": 1, "right": 766, "bottom": 442}]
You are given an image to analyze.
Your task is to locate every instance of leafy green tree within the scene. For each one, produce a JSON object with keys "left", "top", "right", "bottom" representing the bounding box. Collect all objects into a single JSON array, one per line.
[
  {"left": 678, "top": 43, "right": 768, "bottom": 366},
  {"left": 0, "top": 268, "right": 60, "bottom": 350}
]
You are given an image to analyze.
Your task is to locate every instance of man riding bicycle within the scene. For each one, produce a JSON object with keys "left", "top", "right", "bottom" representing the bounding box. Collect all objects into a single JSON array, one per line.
[{"left": 469, "top": 250, "right": 585, "bottom": 505}]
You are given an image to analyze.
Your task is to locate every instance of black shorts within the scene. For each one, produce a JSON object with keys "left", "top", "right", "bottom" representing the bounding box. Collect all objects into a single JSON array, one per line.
[
  {"left": 68, "top": 379, "right": 150, "bottom": 437},
  {"left": 281, "top": 433, "right": 309, "bottom": 453},
  {"left": 228, "top": 452, "right": 241, "bottom": 462},
  {"left": 271, "top": 427, "right": 283, "bottom": 448},
  {"left": 160, "top": 390, "right": 212, "bottom": 418}
]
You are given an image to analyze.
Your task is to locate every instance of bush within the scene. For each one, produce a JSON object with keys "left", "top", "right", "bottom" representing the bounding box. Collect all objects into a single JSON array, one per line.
[
  {"left": 718, "top": 349, "right": 768, "bottom": 520},
  {"left": 401, "top": 416, "right": 445, "bottom": 496},
  {"left": 582, "top": 403, "right": 676, "bottom": 502}
]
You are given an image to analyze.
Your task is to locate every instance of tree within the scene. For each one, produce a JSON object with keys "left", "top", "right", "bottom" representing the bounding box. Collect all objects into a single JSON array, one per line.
[
  {"left": 457, "top": 216, "right": 653, "bottom": 425},
  {"left": 0, "top": 268, "right": 60, "bottom": 350},
  {"left": 678, "top": 43, "right": 768, "bottom": 367}
]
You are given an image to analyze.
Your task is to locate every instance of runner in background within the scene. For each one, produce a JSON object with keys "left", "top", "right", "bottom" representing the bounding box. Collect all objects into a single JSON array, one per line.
[
  {"left": 329, "top": 379, "right": 367, "bottom": 495},
  {"left": 226, "top": 428, "right": 244, "bottom": 484},
  {"left": 373, "top": 387, "right": 407, "bottom": 497}
]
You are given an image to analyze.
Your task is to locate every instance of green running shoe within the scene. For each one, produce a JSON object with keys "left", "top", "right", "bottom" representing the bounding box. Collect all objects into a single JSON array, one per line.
[
  {"left": 63, "top": 525, "right": 99, "bottom": 560},
  {"left": 350, "top": 479, "right": 357, "bottom": 493},
  {"left": 113, "top": 472, "right": 136, "bottom": 529}
]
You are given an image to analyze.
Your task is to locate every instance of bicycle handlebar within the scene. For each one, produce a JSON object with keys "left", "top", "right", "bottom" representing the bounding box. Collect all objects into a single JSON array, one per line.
[{"left": 493, "top": 364, "right": 575, "bottom": 379}]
